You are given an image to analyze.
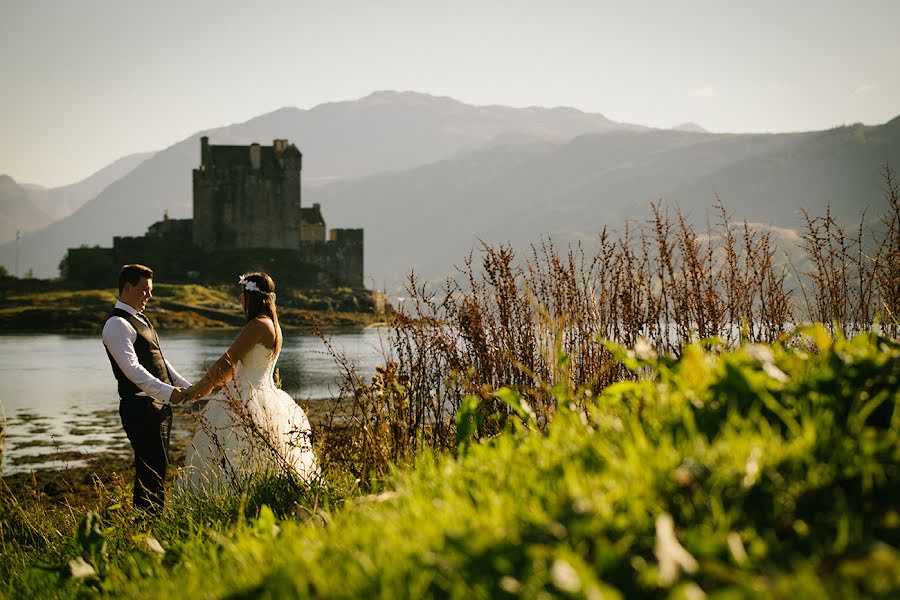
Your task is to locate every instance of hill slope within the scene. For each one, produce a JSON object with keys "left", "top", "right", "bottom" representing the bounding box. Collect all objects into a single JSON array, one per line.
[
  {"left": 26, "top": 151, "right": 154, "bottom": 222},
  {"left": 317, "top": 118, "right": 900, "bottom": 288},
  {"left": 0, "top": 91, "right": 641, "bottom": 278},
  {"left": 2, "top": 93, "right": 897, "bottom": 285},
  {"left": 0, "top": 175, "right": 51, "bottom": 248}
]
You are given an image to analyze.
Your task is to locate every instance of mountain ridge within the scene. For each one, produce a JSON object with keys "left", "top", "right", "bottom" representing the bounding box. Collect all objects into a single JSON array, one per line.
[
  {"left": 0, "top": 91, "right": 646, "bottom": 277},
  {"left": 0, "top": 174, "right": 52, "bottom": 248},
  {"left": 1, "top": 91, "right": 896, "bottom": 286}
]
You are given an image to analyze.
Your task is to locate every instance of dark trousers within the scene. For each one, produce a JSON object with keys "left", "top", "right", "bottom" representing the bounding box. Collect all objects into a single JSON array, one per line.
[{"left": 119, "top": 396, "right": 172, "bottom": 512}]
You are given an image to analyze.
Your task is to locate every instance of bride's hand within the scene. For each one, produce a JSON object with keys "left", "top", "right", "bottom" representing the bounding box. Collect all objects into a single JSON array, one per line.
[{"left": 178, "top": 384, "right": 199, "bottom": 403}]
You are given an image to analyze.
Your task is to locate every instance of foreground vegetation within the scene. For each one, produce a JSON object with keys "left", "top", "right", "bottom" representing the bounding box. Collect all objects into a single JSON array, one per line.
[
  {"left": 337, "top": 165, "right": 899, "bottom": 469},
  {"left": 2, "top": 168, "right": 898, "bottom": 597},
  {"left": 2, "top": 327, "right": 897, "bottom": 598}
]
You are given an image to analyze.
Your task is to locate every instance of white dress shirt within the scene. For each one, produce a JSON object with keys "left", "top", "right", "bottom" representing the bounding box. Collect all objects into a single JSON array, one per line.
[{"left": 102, "top": 300, "right": 191, "bottom": 403}]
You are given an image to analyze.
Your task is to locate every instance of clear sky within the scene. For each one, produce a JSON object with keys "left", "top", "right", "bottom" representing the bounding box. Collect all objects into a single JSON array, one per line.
[{"left": 2, "top": 0, "right": 898, "bottom": 187}]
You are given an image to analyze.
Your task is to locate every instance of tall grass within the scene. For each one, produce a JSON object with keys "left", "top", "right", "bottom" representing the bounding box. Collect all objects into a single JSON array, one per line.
[
  {"left": 0, "top": 400, "right": 5, "bottom": 477},
  {"left": 321, "top": 165, "right": 900, "bottom": 480},
  {"left": 8, "top": 328, "right": 897, "bottom": 598},
  {"left": 797, "top": 165, "right": 900, "bottom": 336},
  {"left": 177, "top": 379, "right": 320, "bottom": 499},
  {"left": 3, "top": 166, "right": 899, "bottom": 597}
]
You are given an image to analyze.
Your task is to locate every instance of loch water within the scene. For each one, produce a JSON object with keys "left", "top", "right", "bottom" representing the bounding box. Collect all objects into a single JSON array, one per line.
[{"left": 0, "top": 329, "right": 387, "bottom": 474}]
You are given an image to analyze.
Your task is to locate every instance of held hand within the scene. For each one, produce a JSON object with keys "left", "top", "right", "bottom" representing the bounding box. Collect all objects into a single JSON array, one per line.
[
  {"left": 181, "top": 386, "right": 196, "bottom": 415},
  {"left": 170, "top": 387, "right": 187, "bottom": 404},
  {"left": 183, "top": 384, "right": 203, "bottom": 402}
]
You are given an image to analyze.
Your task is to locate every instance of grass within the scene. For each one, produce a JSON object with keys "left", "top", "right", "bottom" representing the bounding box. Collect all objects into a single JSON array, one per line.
[
  {"left": 0, "top": 283, "right": 383, "bottom": 332},
  {"left": 2, "top": 167, "right": 899, "bottom": 597},
  {"left": 327, "top": 165, "right": 900, "bottom": 474},
  {"left": 2, "top": 285, "right": 232, "bottom": 310},
  {"left": 2, "top": 327, "right": 897, "bottom": 598}
]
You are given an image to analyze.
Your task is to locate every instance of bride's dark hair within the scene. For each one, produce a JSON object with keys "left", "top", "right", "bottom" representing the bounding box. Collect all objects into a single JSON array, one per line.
[{"left": 240, "top": 272, "right": 280, "bottom": 346}]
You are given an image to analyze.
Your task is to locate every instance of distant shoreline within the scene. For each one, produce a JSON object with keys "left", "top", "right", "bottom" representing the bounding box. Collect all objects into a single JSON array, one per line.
[
  {"left": 0, "top": 307, "right": 381, "bottom": 334},
  {"left": 0, "top": 280, "right": 390, "bottom": 333}
]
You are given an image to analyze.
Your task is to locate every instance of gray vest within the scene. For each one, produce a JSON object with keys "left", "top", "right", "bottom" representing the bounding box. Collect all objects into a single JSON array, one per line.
[{"left": 104, "top": 308, "right": 172, "bottom": 399}]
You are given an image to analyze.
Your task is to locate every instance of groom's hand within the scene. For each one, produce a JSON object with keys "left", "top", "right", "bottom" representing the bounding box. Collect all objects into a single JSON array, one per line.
[{"left": 170, "top": 387, "right": 187, "bottom": 404}]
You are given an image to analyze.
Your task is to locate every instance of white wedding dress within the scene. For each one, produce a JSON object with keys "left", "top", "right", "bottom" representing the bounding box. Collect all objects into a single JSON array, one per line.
[{"left": 176, "top": 343, "right": 319, "bottom": 496}]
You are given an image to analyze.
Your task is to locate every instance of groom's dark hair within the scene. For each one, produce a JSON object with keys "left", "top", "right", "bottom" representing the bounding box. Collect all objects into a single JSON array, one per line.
[{"left": 118, "top": 264, "right": 154, "bottom": 294}]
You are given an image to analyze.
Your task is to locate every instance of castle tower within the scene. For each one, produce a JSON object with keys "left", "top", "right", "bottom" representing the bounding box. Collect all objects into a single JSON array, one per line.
[{"left": 192, "top": 137, "right": 303, "bottom": 251}]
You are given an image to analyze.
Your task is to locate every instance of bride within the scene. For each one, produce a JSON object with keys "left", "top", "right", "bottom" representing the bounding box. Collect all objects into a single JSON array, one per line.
[{"left": 175, "top": 272, "right": 319, "bottom": 496}]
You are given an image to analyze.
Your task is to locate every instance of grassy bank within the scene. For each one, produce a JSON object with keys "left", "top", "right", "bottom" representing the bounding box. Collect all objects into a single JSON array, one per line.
[
  {"left": 3, "top": 175, "right": 899, "bottom": 597},
  {"left": 2, "top": 327, "right": 897, "bottom": 598},
  {"left": 0, "top": 283, "right": 385, "bottom": 332}
]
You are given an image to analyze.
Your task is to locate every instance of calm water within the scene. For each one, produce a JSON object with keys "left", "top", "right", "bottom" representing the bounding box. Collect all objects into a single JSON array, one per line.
[{"left": 0, "top": 329, "right": 388, "bottom": 474}]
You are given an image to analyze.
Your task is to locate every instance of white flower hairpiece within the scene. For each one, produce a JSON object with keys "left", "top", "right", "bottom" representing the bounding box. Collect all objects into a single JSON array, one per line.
[{"left": 238, "top": 275, "right": 276, "bottom": 302}]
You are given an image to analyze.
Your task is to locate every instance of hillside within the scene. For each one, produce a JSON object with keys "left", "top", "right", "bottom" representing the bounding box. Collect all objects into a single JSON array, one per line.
[
  {"left": 3, "top": 330, "right": 897, "bottom": 597},
  {"left": 1, "top": 92, "right": 897, "bottom": 287},
  {"left": 0, "top": 175, "right": 51, "bottom": 246},
  {"left": 0, "top": 91, "right": 641, "bottom": 278},
  {"left": 25, "top": 151, "right": 154, "bottom": 221},
  {"left": 318, "top": 119, "right": 900, "bottom": 288}
]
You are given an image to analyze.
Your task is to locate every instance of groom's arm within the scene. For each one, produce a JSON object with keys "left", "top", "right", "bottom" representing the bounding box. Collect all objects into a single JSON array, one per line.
[
  {"left": 102, "top": 318, "right": 178, "bottom": 403},
  {"left": 164, "top": 360, "right": 191, "bottom": 388}
]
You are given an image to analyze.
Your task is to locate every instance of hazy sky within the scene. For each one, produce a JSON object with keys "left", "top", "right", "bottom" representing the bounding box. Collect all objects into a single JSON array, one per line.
[{"left": 2, "top": 0, "right": 899, "bottom": 187}]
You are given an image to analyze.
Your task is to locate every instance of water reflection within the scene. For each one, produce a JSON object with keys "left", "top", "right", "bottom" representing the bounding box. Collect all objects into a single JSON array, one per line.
[{"left": 0, "top": 329, "right": 388, "bottom": 474}]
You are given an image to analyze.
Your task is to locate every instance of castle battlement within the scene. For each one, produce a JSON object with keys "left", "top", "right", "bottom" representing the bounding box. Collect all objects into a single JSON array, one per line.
[
  {"left": 193, "top": 137, "right": 304, "bottom": 251},
  {"left": 62, "top": 138, "right": 364, "bottom": 289}
]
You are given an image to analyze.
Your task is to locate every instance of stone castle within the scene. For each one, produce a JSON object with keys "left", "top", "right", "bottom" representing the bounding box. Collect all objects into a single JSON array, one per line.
[{"left": 63, "top": 138, "right": 364, "bottom": 288}]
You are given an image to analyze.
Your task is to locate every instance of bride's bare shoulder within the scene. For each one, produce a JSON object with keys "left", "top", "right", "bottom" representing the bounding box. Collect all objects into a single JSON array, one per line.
[
  {"left": 248, "top": 316, "right": 277, "bottom": 347},
  {"left": 237, "top": 317, "right": 274, "bottom": 338}
]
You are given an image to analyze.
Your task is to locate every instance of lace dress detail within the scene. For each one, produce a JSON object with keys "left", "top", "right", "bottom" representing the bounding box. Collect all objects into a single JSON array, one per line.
[{"left": 176, "top": 344, "right": 319, "bottom": 496}]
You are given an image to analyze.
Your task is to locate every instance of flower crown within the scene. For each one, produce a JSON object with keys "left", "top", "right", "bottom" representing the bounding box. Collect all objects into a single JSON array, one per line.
[{"left": 238, "top": 275, "right": 276, "bottom": 302}]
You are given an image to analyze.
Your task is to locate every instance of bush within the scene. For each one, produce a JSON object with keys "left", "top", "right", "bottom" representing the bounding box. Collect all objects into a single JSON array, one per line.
[{"left": 31, "top": 328, "right": 896, "bottom": 598}]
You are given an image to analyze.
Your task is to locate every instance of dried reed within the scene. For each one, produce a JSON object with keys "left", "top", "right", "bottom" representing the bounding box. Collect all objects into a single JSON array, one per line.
[
  {"left": 321, "top": 165, "right": 900, "bottom": 481},
  {"left": 177, "top": 378, "right": 320, "bottom": 499}
]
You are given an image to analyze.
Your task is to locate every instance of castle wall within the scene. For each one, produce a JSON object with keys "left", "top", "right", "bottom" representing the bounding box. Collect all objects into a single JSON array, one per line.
[
  {"left": 300, "top": 222, "right": 326, "bottom": 242},
  {"left": 193, "top": 139, "right": 302, "bottom": 251},
  {"left": 192, "top": 170, "right": 217, "bottom": 250},
  {"left": 63, "top": 228, "right": 364, "bottom": 290},
  {"left": 65, "top": 138, "right": 366, "bottom": 290},
  {"left": 299, "top": 203, "right": 326, "bottom": 242},
  {"left": 112, "top": 221, "right": 201, "bottom": 280},
  {"left": 61, "top": 247, "right": 115, "bottom": 284},
  {"left": 302, "top": 228, "right": 364, "bottom": 288}
]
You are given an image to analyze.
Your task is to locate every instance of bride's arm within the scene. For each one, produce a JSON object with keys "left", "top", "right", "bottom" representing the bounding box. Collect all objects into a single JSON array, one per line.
[{"left": 183, "top": 320, "right": 267, "bottom": 401}]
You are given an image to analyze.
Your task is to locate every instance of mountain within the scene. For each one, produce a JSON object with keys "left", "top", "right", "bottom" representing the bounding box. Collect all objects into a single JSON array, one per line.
[
  {"left": 0, "top": 175, "right": 52, "bottom": 247},
  {"left": 206, "top": 91, "right": 644, "bottom": 185},
  {"left": 0, "top": 91, "right": 644, "bottom": 278},
  {"left": 672, "top": 122, "right": 708, "bottom": 133},
  {"left": 667, "top": 120, "right": 900, "bottom": 225},
  {"left": 25, "top": 151, "right": 155, "bottom": 221},
  {"left": 314, "top": 118, "right": 900, "bottom": 288},
  {"left": 0, "top": 152, "right": 153, "bottom": 246},
  {"left": 1, "top": 91, "right": 897, "bottom": 287}
]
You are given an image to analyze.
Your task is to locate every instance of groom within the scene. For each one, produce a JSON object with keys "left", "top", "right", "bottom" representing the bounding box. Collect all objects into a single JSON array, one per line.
[{"left": 102, "top": 264, "right": 190, "bottom": 512}]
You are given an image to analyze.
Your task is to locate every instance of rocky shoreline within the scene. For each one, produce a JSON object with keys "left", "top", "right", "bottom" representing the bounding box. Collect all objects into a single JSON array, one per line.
[
  {"left": 1, "top": 398, "right": 350, "bottom": 512},
  {"left": 2, "top": 407, "right": 193, "bottom": 512}
]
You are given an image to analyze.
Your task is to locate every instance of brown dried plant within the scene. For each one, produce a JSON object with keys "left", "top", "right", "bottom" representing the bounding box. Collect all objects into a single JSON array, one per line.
[
  {"left": 319, "top": 165, "right": 900, "bottom": 481},
  {"left": 176, "top": 378, "right": 320, "bottom": 499}
]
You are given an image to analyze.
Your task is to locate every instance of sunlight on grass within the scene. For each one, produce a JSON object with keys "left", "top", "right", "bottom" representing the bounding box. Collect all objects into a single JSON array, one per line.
[{"left": 3, "top": 329, "right": 897, "bottom": 598}]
